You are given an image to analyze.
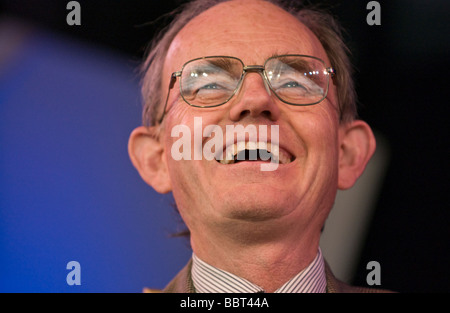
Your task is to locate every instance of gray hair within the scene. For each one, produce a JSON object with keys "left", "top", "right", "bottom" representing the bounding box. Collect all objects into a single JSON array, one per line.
[{"left": 140, "top": 0, "right": 357, "bottom": 127}]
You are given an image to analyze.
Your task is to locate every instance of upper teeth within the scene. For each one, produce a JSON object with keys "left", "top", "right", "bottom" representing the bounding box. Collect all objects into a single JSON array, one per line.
[{"left": 217, "top": 141, "right": 292, "bottom": 165}]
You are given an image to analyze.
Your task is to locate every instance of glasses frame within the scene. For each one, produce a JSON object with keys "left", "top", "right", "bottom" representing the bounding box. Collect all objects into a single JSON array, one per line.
[{"left": 158, "top": 54, "right": 335, "bottom": 124}]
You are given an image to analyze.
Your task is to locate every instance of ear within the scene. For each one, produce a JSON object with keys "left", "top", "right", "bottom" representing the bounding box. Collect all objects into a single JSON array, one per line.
[
  {"left": 128, "top": 126, "right": 172, "bottom": 193},
  {"left": 337, "top": 120, "right": 376, "bottom": 190}
]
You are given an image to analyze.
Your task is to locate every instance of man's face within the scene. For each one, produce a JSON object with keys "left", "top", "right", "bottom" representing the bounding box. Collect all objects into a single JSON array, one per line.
[{"left": 160, "top": 0, "right": 342, "bottom": 240}]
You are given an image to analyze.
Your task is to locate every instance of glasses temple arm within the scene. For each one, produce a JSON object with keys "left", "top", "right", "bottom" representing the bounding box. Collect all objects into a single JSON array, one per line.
[{"left": 157, "top": 71, "right": 181, "bottom": 125}]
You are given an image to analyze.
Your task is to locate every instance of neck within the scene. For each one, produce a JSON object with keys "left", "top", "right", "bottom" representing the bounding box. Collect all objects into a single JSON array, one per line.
[{"left": 190, "top": 221, "right": 321, "bottom": 292}]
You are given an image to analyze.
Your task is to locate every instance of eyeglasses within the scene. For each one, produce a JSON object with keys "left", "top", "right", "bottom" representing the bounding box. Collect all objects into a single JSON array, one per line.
[{"left": 158, "top": 54, "right": 335, "bottom": 124}]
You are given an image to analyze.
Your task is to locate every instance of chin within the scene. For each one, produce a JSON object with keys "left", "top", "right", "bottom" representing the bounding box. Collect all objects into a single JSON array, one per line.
[{"left": 219, "top": 188, "right": 293, "bottom": 222}]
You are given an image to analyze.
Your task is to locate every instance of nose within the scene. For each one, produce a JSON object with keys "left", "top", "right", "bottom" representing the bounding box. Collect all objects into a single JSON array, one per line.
[{"left": 228, "top": 71, "right": 281, "bottom": 122}]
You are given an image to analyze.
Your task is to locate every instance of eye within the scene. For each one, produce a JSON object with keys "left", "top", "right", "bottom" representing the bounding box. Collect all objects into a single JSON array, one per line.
[
  {"left": 279, "top": 81, "right": 306, "bottom": 89},
  {"left": 199, "top": 83, "right": 221, "bottom": 90}
]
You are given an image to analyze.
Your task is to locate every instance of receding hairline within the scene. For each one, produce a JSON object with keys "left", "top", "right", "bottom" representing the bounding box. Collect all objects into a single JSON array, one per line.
[{"left": 177, "top": 0, "right": 306, "bottom": 35}]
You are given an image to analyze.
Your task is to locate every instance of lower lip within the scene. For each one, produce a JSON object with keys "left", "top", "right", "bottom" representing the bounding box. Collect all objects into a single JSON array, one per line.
[{"left": 215, "top": 159, "right": 296, "bottom": 168}]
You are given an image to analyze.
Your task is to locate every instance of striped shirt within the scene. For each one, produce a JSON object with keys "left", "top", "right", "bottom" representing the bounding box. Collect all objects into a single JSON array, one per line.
[{"left": 191, "top": 248, "right": 327, "bottom": 293}]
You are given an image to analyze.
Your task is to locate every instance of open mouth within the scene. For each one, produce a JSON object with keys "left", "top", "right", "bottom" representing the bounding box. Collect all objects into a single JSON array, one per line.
[{"left": 215, "top": 141, "right": 295, "bottom": 165}]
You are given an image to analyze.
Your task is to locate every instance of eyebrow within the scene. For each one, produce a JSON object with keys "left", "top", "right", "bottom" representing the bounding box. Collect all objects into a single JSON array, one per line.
[
  {"left": 270, "top": 52, "right": 287, "bottom": 58},
  {"left": 266, "top": 56, "right": 312, "bottom": 74},
  {"left": 206, "top": 58, "right": 239, "bottom": 73},
  {"left": 185, "top": 58, "right": 242, "bottom": 78},
  {"left": 269, "top": 51, "right": 297, "bottom": 59},
  {"left": 282, "top": 57, "right": 311, "bottom": 71}
]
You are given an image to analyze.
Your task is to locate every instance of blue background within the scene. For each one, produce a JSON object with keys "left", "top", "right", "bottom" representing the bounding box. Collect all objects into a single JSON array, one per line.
[{"left": 0, "top": 28, "right": 191, "bottom": 292}]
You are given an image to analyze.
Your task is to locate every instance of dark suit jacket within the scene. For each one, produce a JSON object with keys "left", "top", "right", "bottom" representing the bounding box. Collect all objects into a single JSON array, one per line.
[{"left": 144, "top": 259, "right": 393, "bottom": 293}]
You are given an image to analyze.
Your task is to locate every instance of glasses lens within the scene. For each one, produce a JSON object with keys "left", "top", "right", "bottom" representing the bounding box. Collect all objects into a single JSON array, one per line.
[
  {"left": 265, "top": 56, "right": 329, "bottom": 105},
  {"left": 180, "top": 57, "right": 243, "bottom": 107}
]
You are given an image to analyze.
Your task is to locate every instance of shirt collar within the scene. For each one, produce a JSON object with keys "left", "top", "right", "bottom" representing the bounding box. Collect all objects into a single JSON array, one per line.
[{"left": 191, "top": 248, "right": 326, "bottom": 293}]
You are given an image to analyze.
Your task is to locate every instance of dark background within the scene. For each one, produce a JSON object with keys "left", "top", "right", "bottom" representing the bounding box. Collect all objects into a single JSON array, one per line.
[{"left": 1, "top": 0, "right": 448, "bottom": 292}]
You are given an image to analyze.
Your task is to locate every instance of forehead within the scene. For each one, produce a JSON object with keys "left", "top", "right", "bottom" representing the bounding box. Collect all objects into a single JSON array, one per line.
[{"left": 165, "top": 0, "right": 330, "bottom": 71}]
